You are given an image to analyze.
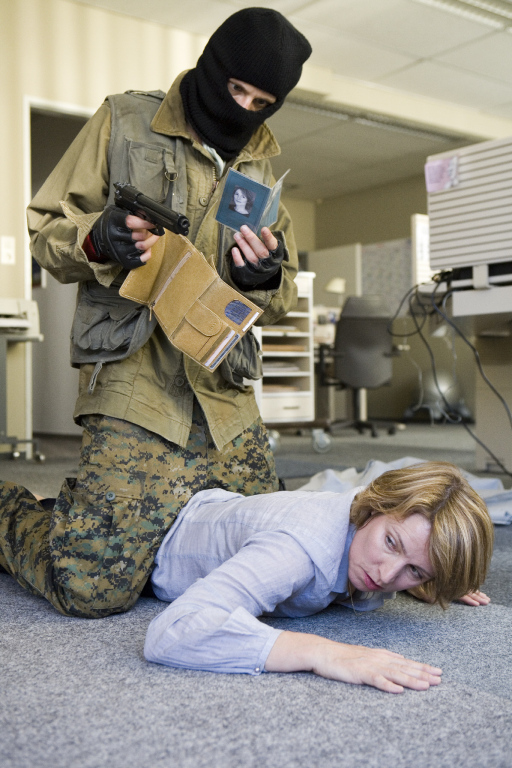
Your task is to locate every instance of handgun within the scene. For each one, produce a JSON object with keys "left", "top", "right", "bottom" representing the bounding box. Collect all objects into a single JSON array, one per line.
[{"left": 114, "top": 182, "right": 190, "bottom": 237}]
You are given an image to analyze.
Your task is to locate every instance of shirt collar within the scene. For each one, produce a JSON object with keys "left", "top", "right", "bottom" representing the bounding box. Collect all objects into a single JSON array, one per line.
[{"left": 333, "top": 523, "right": 357, "bottom": 595}]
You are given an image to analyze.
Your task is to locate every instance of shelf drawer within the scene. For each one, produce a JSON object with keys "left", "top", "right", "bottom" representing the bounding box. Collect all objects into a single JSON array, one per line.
[{"left": 261, "top": 394, "right": 314, "bottom": 422}]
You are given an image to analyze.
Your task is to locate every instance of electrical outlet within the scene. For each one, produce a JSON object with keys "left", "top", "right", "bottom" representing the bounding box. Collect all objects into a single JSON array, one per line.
[{"left": 0, "top": 236, "right": 16, "bottom": 265}]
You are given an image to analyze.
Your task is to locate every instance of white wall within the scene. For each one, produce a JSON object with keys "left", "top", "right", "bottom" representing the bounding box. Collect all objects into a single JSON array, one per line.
[
  {"left": 32, "top": 278, "right": 81, "bottom": 434},
  {"left": 315, "top": 174, "right": 428, "bottom": 249},
  {"left": 0, "top": 0, "right": 207, "bottom": 439}
]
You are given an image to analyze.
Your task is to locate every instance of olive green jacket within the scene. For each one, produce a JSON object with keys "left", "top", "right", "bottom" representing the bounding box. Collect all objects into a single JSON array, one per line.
[{"left": 27, "top": 73, "right": 298, "bottom": 450}]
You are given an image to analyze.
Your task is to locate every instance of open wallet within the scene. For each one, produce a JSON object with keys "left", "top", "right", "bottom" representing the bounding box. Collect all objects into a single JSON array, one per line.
[{"left": 119, "top": 231, "right": 262, "bottom": 371}]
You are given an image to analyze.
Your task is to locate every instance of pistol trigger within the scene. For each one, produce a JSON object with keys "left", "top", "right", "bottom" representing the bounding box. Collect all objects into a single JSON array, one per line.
[{"left": 154, "top": 225, "right": 165, "bottom": 236}]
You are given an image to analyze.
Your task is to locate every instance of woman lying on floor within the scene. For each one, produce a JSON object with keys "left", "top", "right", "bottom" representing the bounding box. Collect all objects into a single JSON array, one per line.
[{"left": 144, "top": 461, "right": 493, "bottom": 694}]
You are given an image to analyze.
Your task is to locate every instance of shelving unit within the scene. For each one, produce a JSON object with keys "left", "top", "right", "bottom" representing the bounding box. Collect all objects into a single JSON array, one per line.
[{"left": 256, "top": 271, "right": 315, "bottom": 424}]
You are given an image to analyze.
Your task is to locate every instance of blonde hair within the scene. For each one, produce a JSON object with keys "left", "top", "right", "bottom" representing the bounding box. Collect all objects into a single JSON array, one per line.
[{"left": 350, "top": 461, "right": 494, "bottom": 607}]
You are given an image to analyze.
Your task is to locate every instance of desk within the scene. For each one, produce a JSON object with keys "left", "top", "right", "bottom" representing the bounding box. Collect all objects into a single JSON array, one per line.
[
  {"left": 0, "top": 298, "right": 44, "bottom": 460},
  {"left": 434, "top": 284, "right": 512, "bottom": 472}
]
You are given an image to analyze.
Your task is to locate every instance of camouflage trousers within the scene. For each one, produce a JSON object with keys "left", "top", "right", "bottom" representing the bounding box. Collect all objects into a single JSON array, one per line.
[{"left": 0, "top": 404, "right": 278, "bottom": 618}]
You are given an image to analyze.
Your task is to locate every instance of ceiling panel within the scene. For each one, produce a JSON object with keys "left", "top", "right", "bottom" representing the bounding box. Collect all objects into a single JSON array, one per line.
[
  {"left": 290, "top": 23, "right": 415, "bottom": 81},
  {"left": 380, "top": 59, "right": 512, "bottom": 109},
  {"left": 291, "top": 0, "right": 491, "bottom": 57},
  {"left": 266, "top": 108, "right": 341, "bottom": 144},
  {"left": 436, "top": 30, "right": 512, "bottom": 85},
  {"left": 232, "top": 0, "right": 320, "bottom": 13},
  {"left": 70, "top": 0, "right": 512, "bottom": 200},
  {"left": 300, "top": 119, "right": 452, "bottom": 163},
  {"left": 486, "top": 100, "right": 512, "bottom": 119}
]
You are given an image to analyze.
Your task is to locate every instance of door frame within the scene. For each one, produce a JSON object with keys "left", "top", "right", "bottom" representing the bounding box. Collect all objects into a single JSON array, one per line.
[{"left": 22, "top": 96, "right": 94, "bottom": 454}]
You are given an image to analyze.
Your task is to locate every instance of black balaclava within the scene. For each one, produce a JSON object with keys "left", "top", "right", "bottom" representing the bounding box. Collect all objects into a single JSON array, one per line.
[{"left": 179, "top": 7, "right": 312, "bottom": 159}]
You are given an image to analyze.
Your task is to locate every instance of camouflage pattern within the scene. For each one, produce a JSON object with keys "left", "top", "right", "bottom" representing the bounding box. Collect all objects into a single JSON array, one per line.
[{"left": 0, "top": 404, "right": 278, "bottom": 618}]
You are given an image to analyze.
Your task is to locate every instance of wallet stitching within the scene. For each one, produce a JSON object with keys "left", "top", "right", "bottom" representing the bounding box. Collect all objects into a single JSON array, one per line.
[{"left": 152, "top": 251, "right": 192, "bottom": 306}]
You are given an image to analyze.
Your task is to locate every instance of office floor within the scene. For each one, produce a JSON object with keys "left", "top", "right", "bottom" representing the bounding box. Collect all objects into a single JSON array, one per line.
[
  {"left": 1, "top": 421, "right": 507, "bottom": 497},
  {"left": 1, "top": 423, "right": 511, "bottom": 768}
]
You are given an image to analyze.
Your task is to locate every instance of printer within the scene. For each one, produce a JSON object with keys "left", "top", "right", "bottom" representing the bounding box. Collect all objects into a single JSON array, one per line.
[
  {"left": 0, "top": 298, "right": 42, "bottom": 339},
  {"left": 0, "top": 298, "right": 44, "bottom": 460}
]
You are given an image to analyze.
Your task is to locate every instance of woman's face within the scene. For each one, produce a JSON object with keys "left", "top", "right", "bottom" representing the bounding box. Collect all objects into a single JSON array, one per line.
[
  {"left": 234, "top": 188, "right": 248, "bottom": 207},
  {"left": 348, "top": 512, "right": 433, "bottom": 593}
]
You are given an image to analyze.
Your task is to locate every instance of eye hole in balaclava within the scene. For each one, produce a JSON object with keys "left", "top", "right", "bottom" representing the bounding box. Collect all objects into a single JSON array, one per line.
[{"left": 179, "top": 7, "right": 312, "bottom": 160}]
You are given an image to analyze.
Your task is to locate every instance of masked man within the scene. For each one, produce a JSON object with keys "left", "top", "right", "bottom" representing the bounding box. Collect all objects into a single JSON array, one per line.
[{"left": 0, "top": 8, "right": 312, "bottom": 619}]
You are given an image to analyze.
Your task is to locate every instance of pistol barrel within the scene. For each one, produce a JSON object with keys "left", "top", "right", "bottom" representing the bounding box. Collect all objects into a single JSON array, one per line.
[{"left": 114, "top": 182, "right": 189, "bottom": 237}]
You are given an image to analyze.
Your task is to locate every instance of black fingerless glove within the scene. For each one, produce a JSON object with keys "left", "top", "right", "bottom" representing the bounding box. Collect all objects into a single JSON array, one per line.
[
  {"left": 230, "top": 240, "right": 284, "bottom": 290},
  {"left": 90, "top": 205, "right": 145, "bottom": 269}
]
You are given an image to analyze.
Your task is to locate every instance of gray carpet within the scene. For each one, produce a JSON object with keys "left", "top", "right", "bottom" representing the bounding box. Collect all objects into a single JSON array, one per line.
[
  {"left": 275, "top": 422, "right": 483, "bottom": 483},
  {"left": 1, "top": 427, "right": 512, "bottom": 767},
  {"left": 0, "top": 424, "right": 485, "bottom": 497}
]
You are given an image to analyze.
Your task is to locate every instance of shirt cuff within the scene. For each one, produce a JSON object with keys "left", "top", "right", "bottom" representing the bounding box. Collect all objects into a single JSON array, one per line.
[
  {"left": 257, "top": 627, "right": 283, "bottom": 675},
  {"left": 144, "top": 604, "right": 284, "bottom": 676},
  {"left": 82, "top": 233, "right": 107, "bottom": 263}
]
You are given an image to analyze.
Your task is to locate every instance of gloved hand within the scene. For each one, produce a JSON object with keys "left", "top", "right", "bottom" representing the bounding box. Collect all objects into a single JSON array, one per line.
[
  {"left": 90, "top": 205, "right": 145, "bottom": 269},
  {"left": 230, "top": 239, "right": 284, "bottom": 290}
]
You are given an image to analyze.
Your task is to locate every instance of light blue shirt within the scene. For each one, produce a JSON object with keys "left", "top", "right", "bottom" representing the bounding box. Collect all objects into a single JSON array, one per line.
[{"left": 145, "top": 488, "right": 392, "bottom": 675}]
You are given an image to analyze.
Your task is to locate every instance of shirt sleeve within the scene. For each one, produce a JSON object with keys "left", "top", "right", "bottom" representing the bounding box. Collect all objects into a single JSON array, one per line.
[
  {"left": 144, "top": 531, "right": 317, "bottom": 675},
  {"left": 26, "top": 103, "right": 122, "bottom": 287}
]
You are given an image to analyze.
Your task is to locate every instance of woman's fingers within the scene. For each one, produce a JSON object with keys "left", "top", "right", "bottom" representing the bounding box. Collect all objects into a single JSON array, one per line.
[
  {"left": 355, "top": 657, "right": 442, "bottom": 693},
  {"left": 313, "top": 643, "right": 442, "bottom": 693},
  {"left": 457, "top": 590, "right": 491, "bottom": 606},
  {"left": 372, "top": 669, "right": 435, "bottom": 694}
]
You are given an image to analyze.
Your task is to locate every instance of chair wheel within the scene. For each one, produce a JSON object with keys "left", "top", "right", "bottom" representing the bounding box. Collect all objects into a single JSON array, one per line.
[
  {"left": 268, "top": 430, "right": 281, "bottom": 453},
  {"left": 35, "top": 452, "right": 46, "bottom": 463},
  {"left": 312, "top": 430, "right": 331, "bottom": 453}
]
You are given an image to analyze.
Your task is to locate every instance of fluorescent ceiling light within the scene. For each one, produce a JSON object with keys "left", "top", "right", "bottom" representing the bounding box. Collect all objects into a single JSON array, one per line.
[
  {"left": 411, "top": 0, "right": 512, "bottom": 28},
  {"left": 286, "top": 96, "right": 472, "bottom": 142}
]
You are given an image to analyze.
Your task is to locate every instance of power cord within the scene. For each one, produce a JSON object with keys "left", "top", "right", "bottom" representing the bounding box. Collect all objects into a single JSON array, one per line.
[{"left": 388, "top": 277, "right": 512, "bottom": 478}]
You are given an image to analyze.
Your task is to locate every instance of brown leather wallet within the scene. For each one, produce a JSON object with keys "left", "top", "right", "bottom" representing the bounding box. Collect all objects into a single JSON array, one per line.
[{"left": 119, "top": 232, "right": 261, "bottom": 371}]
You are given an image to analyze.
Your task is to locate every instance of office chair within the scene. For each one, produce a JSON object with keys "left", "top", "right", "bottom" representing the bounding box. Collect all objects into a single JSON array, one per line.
[{"left": 319, "top": 295, "right": 397, "bottom": 437}]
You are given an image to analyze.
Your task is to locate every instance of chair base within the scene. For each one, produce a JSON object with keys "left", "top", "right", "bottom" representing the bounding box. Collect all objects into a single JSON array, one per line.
[{"left": 328, "top": 418, "right": 398, "bottom": 438}]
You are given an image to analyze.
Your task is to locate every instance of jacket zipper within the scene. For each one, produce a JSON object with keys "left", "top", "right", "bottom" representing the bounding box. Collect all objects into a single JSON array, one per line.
[{"left": 211, "top": 164, "right": 218, "bottom": 197}]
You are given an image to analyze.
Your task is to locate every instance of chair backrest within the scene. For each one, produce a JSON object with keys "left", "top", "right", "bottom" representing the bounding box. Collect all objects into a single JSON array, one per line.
[{"left": 333, "top": 295, "right": 393, "bottom": 389}]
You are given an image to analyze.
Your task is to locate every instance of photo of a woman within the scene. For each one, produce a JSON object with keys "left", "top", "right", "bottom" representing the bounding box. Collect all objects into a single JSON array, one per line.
[
  {"left": 216, "top": 168, "right": 268, "bottom": 233},
  {"left": 229, "top": 186, "right": 255, "bottom": 216}
]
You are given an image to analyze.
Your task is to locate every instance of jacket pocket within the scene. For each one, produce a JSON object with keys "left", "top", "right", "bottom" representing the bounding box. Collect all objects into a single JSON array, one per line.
[
  {"left": 172, "top": 300, "right": 226, "bottom": 359},
  {"left": 70, "top": 281, "right": 156, "bottom": 364},
  {"left": 219, "top": 330, "right": 262, "bottom": 388},
  {"left": 73, "top": 296, "right": 142, "bottom": 353},
  {"left": 126, "top": 139, "right": 176, "bottom": 202},
  {"left": 51, "top": 473, "right": 146, "bottom": 606}
]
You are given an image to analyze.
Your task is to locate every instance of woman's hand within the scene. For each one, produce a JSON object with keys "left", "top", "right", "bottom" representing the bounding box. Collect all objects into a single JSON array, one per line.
[
  {"left": 265, "top": 631, "right": 442, "bottom": 694},
  {"left": 456, "top": 590, "right": 491, "bottom": 606}
]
